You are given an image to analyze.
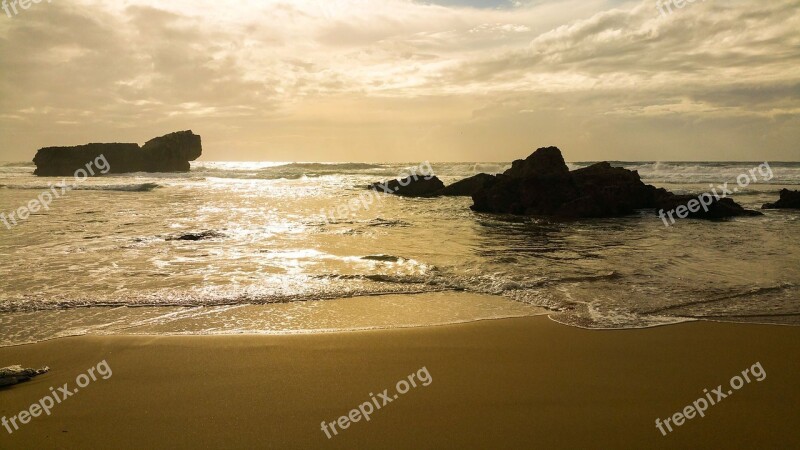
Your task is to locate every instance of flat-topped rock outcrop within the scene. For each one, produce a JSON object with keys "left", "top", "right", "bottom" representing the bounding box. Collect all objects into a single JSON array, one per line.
[{"left": 33, "top": 130, "right": 202, "bottom": 176}]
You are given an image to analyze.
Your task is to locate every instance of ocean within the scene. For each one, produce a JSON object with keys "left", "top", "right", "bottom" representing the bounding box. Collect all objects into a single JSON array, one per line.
[{"left": 1, "top": 160, "right": 799, "bottom": 346}]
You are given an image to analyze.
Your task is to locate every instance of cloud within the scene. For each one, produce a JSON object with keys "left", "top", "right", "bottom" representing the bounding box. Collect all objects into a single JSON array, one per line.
[{"left": 0, "top": 0, "right": 797, "bottom": 162}]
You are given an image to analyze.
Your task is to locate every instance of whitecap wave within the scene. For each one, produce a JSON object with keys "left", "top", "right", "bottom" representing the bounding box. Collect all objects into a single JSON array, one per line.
[{"left": 0, "top": 182, "right": 160, "bottom": 192}]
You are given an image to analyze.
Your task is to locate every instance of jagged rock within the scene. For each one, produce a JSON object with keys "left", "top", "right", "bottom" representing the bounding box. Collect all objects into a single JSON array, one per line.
[
  {"left": 762, "top": 189, "right": 800, "bottom": 209},
  {"left": 471, "top": 148, "right": 580, "bottom": 215},
  {"left": 561, "top": 162, "right": 661, "bottom": 217},
  {"left": 33, "top": 130, "right": 202, "bottom": 176},
  {"left": 471, "top": 146, "right": 761, "bottom": 220},
  {"left": 371, "top": 176, "right": 445, "bottom": 198},
  {"left": 439, "top": 173, "right": 497, "bottom": 197},
  {"left": 504, "top": 146, "right": 571, "bottom": 179},
  {"left": 0, "top": 365, "right": 49, "bottom": 387}
]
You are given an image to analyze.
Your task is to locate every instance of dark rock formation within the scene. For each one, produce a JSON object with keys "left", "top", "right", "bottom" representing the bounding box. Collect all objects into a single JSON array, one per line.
[
  {"left": 505, "top": 146, "right": 571, "bottom": 179},
  {"left": 471, "top": 147, "right": 761, "bottom": 220},
  {"left": 563, "top": 162, "right": 662, "bottom": 218},
  {"left": 762, "top": 189, "right": 800, "bottom": 209},
  {"left": 371, "top": 176, "right": 445, "bottom": 197},
  {"left": 373, "top": 172, "right": 497, "bottom": 198},
  {"left": 140, "top": 131, "right": 203, "bottom": 172},
  {"left": 471, "top": 148, "right": 580, "bottom": 216},
  {"left": 655, "top": 195, "right": 762, "bottom": 222},
  {"left": 33, "top": 130, "right": 202, "bottom": 176},
  {"left": 439, "top": 173, "right": 497, "bottom": 197},
  {"left": 472, "top": 147, "right": 657, "bottom": 218},
  {"left": 0, "top": 365, "right": 49, "bottom": 388}
]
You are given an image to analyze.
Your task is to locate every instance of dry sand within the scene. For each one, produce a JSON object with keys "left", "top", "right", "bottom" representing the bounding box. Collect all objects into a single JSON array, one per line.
[{"left": 1, "top": 315, "right": 798, "bottom": 449}]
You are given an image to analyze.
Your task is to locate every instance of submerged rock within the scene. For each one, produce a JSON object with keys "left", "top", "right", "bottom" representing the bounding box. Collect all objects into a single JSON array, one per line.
[
  {"left": 0, "top": 365, "right": 49, "bottom": 387},
  {"left": 470, "top": 147, "right": 761, "bottom": 220},
  {"left": 33, "top": 130, "right": 202, "bottom": 176},
  {"left": 168, "top": 231, "right": 224, "bottom": 241},
  {"left": 371, "top": 176, "right": 445, "bottom": 198},
  {"left": 762, "top": 189, "right": 800, "bottom": 209},
  {"left": 655, "top": 194, "right": 763, "bottom": 222}
]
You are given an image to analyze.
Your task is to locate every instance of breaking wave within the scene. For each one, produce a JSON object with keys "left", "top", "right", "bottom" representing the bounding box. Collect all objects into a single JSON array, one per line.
[
  {"left": 0, "top": 183, "right": 160, "bottom": 192},
  {"left": 569, "top": 161, "right": 800, "bottom": 185}
]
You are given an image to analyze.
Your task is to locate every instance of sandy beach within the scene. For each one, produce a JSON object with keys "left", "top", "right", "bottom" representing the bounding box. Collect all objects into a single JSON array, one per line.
[{"left": 1, "top": 313, "right": 798, "bottom": 449}]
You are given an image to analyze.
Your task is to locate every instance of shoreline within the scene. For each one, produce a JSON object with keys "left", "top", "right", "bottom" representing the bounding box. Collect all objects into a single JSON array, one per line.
[
  {"left": 0, "top": 292, "right": 549, "bottom": 348},
  {"left": 1, "top": 315, "right": 798, "bottom": 449},
  {"left": 5, "top": 291, "right": 799, "bottom": 349},
  {"left": 10, "top": 312, "right": 800, "bottom": 350}
]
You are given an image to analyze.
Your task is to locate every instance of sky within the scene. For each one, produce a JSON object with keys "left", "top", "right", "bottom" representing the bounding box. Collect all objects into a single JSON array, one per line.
[{"left": 0, "top": 0, "right": 798, "bottom": 162}]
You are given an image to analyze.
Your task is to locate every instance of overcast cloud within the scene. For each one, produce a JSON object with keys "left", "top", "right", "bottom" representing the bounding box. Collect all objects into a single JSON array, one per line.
[{"left": 0, "top": 0, "right": 797, "bottom": 162}]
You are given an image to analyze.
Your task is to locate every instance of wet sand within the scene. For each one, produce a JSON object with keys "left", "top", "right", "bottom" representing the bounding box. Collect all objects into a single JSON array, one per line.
[{"left": 1, "top": 315, "right": 798, "bottom": 449}]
